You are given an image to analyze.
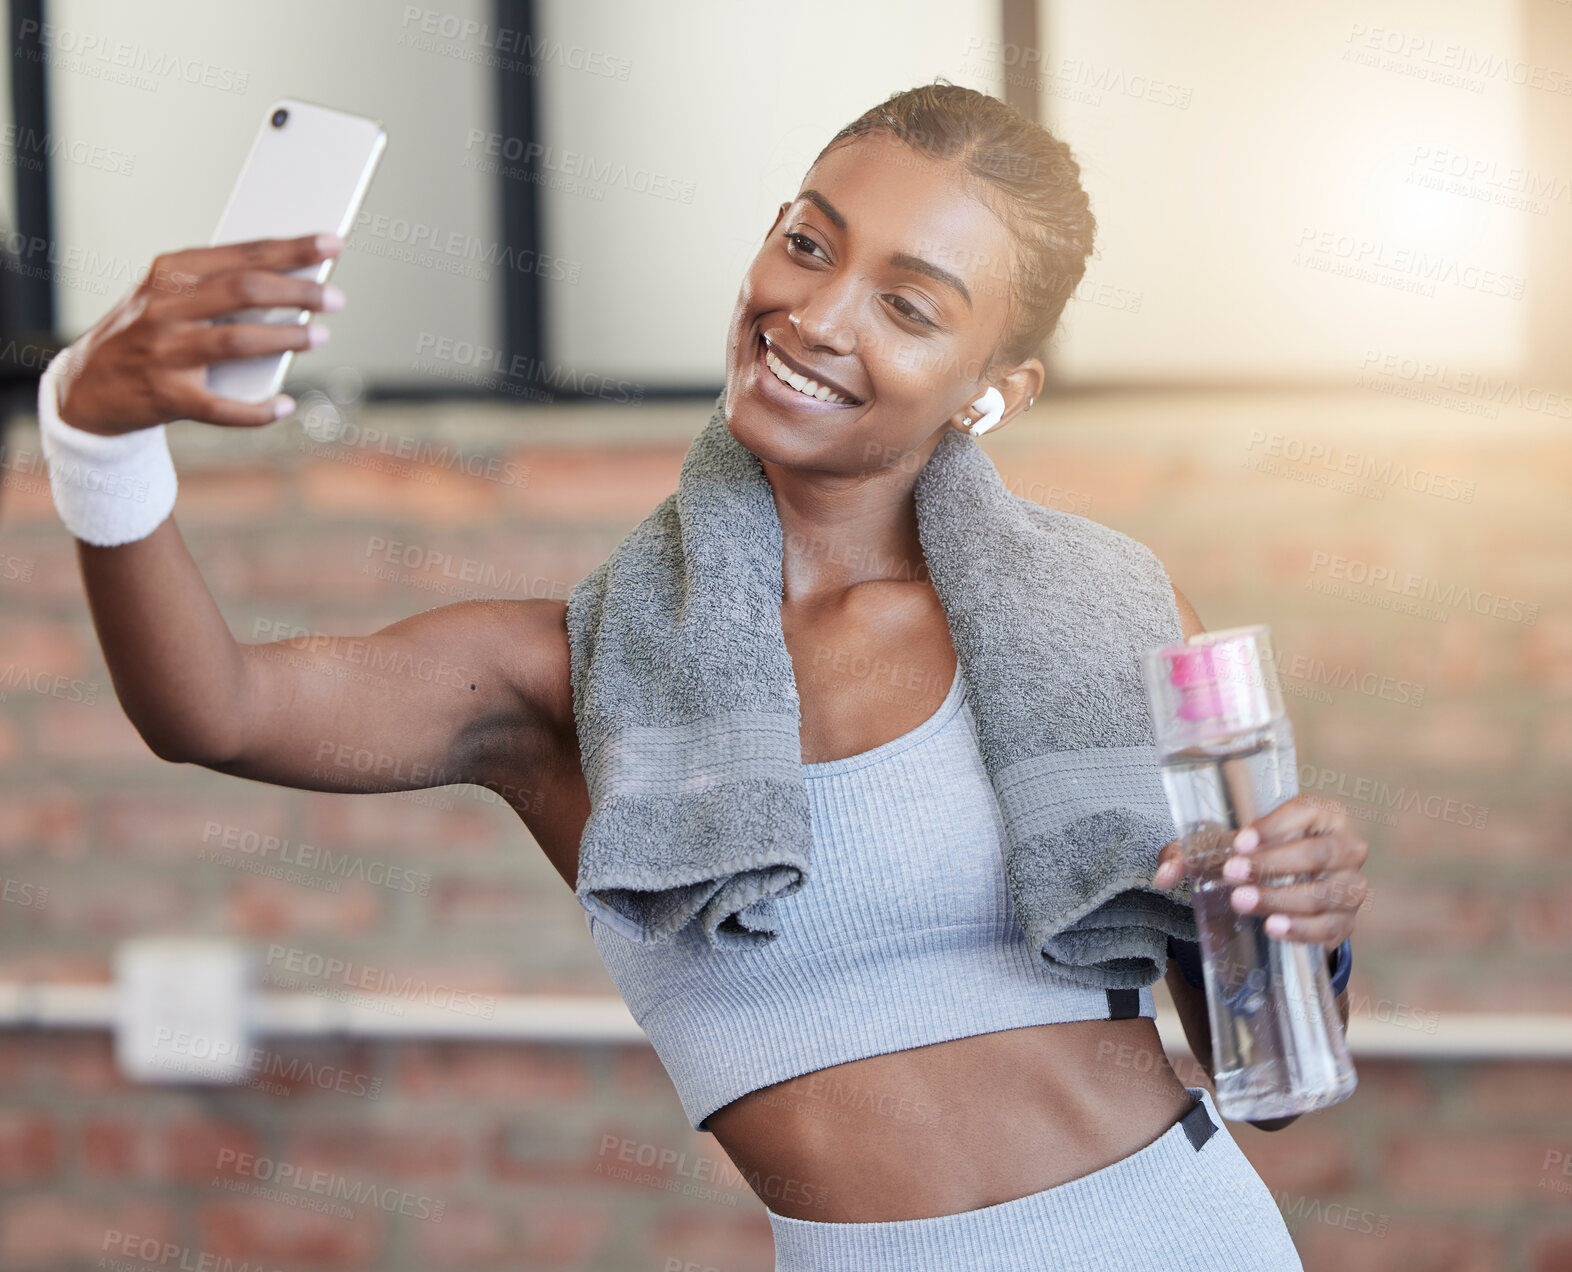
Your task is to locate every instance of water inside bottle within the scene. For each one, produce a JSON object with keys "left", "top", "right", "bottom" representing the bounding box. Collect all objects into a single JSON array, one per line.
[{"left": 1160, "top": 724, "right": 1358, "bottom": 1120}]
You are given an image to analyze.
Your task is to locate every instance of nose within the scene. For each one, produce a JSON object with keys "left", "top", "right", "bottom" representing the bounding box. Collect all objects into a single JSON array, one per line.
[{"left": 788, "top": 283, "right": 857, "bottom": 357}]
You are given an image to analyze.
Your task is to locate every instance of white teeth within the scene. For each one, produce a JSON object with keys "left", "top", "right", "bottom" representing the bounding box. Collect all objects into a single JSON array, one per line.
[{"left": 764, "top": 345, "right": 849, "bottom": 404}]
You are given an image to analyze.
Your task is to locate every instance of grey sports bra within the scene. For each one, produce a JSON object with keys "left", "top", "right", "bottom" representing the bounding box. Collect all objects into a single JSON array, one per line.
[{"left": 585, "top": 664, "right": 1157, "bottom": 1131}]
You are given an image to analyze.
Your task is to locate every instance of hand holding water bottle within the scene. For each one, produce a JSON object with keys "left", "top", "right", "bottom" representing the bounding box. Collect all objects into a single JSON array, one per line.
[
  {"left": 1151, "top": 793, "right": 1370, "bottom": 951},
  {"left": 1142, "top": 625, "right": 1362, "bottom": 1119}
]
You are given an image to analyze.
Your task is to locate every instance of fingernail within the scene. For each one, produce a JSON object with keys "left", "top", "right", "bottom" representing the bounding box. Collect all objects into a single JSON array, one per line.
[
  {"left": 1234, "top": 827, "right": 1260, "bottom": 852},
  {"left": 1223, "top": 857, "right": 1251, "bottom": 881},
  {"left": 316, "top": 232, "right": 344, "bottom": 254},
  {"left": 307, "top": 323, "right": 331, "bottom": 348},
  {"left": 273, "top": 395, "right": 295, "bottom": 419},
  {"left": 1231, "top": 885, "right": 1259, "bottom": 910},
  {"left": 1265, "top": 914, "right": 1291, "bottom": 937},
  {"left": 321, "top": 285, "right": 346, "bottom": 312}
]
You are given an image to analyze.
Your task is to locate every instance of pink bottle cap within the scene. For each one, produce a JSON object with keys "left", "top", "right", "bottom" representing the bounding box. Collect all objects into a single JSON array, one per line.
[
  {"left": 1142, "top": 626, "right": 1282, "bottom": 750},
  {"left": 1169, "top": 648, "right": 1228, "bottom": 721}
]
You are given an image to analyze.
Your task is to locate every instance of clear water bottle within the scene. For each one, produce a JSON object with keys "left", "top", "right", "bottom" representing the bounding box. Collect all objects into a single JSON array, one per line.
[{"left": 1141, "top": 625, "right": 1357, "bottom": 1121}]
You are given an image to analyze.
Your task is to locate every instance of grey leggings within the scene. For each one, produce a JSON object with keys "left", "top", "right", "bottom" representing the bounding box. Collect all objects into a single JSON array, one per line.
[{"left": 767, "top": 1087, "right": 1304, "bottom": 1271}]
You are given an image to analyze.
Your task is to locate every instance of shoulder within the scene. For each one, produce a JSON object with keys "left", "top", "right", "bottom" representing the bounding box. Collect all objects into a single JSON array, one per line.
[
  {"left": 509, "top": 598, "right": 575, "bottom": 737},
  {"left": 1170, "top": 582, "right": 1206, "bottom": 640},
  {"left": 457, "top": 597, "right": 575, "bottom": 741}
]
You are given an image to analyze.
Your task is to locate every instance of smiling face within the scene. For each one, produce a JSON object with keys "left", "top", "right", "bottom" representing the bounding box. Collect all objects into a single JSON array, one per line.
[{"left": 722, "top": 130, "right": 1035, "bottom": 478}]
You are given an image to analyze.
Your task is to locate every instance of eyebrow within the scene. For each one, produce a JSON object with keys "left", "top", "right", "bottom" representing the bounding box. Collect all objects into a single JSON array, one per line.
[
  {"left": 889, "top": 251, "right": 973, "bottom": 311},
  {"left": 800, "top": 189, "right": 846, "bottom": 230},
  {"left": 796, "top": 188, "right": 974, "bottom": 312}
]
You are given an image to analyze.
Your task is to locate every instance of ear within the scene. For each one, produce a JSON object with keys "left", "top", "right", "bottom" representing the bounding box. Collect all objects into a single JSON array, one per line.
[{"left": 947, "top": 356, "right": 1046, "bottom": 436}]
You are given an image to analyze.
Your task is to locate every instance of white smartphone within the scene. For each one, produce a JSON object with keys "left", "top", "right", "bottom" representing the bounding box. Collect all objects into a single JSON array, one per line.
[{"left": 205, "top": 97, "right": 386, "bottom": 404}]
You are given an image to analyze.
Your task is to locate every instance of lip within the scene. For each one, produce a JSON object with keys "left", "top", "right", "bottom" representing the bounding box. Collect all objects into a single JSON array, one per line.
[{"left": 757, "top": 332, "right": 863, "bottom": 407}]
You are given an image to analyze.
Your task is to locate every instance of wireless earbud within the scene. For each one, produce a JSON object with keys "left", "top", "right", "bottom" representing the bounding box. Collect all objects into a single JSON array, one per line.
[{"left": 967, "top": 386, "right": 1006, "bottom": 437}]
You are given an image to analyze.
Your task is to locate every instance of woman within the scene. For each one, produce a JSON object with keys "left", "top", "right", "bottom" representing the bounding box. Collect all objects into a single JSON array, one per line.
[{"left": 44, "top": 83, "right": 1365, "bottom": 1269}]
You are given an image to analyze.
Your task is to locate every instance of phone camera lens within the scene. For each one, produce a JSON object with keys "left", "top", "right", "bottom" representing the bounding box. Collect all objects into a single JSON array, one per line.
[{"left": 271, "top": 108, "right": 288, "bottom": 128}]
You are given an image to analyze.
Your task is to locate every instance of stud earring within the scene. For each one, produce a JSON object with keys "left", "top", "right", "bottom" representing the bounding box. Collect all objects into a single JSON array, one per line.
[{"left": 967, "top": 386, "right": 1006, "bottom": 437}]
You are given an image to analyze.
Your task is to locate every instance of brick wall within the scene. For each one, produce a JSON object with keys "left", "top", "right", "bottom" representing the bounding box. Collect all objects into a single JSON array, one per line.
[{"left": 0, "top": 382, "right": 1568, "bottom": 1271}]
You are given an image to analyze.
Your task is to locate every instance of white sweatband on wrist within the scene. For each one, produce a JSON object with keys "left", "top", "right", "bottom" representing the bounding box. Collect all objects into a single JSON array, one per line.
[{"left": 36, "top": 343, "right": 178, "bottom": 546}]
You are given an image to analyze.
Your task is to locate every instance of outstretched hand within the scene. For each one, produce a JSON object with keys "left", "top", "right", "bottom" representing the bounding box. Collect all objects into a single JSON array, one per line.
[{"left": 54, "top": 232, "right": 344, "bottom": 434}]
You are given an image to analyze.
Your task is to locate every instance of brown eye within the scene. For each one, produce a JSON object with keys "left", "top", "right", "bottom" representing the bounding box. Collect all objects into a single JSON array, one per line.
[
  {"left": 784, "top": 232, "right": 826, "bottom": 260},
  {"left": 886, "top": 294, "right": 934, "bottom": 327}
]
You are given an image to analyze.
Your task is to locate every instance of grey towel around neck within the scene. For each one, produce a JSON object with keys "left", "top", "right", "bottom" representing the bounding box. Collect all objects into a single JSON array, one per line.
[{"left": 565, "top": 392, "right": 1199, "bottom": 989}]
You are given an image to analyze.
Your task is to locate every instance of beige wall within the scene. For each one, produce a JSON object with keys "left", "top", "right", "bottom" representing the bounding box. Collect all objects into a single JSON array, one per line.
[
  {"left": 1040, "top": 0, "right": 1547, "bottom": 388},
  {"left": 28, "top": 0, "right": 1572, "bottom": 393},
  {"left": 1523, "top": 0, "right": 1572, "bottom": 391},
  {"left": 44, "top": 0, "right": 499, "bottom": 384},
  {"left": 536, "top": 0, "right": 1002, "bottom": 385}
]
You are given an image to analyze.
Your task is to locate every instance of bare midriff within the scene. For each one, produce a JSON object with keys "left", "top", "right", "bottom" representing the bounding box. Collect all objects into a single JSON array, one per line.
[
  {"left": 702, "top": 1016, "right": 1195, "bottom": 1223},
  {"left": 523, "top": 587, "right": 1201, "bottom": 1226}
]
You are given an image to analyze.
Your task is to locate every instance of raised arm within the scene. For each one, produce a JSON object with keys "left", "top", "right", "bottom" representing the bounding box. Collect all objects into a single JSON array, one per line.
[
  {"left": 76, "top": 514, "right": 560, "bottom": 798},
  {"left": 48, "top": 233, "right": 567, "bottom": 811}
]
